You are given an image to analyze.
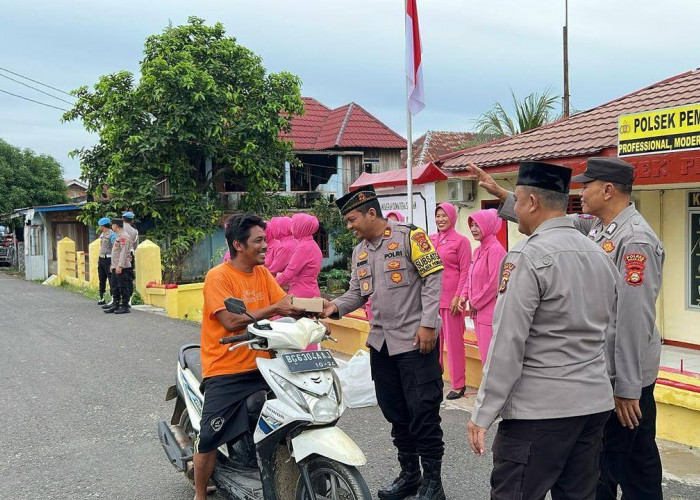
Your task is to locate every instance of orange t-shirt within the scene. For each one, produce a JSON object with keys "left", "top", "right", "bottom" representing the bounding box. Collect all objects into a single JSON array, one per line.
[{"left": 201, "top": 262, "right": 287, "bottom": 378}]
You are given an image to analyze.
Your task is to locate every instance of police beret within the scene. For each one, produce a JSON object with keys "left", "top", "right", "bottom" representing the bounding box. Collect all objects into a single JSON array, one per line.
[
  {"left": 335, "top": 186, "right": 378, "bottom": 215},
  {"left": 98, "top": 217, "right": 111, "bottom": 226},
  {"left": 122, "top": 211, "right": 135, "bottom": 218},
  {"left": 516, "top": 161, "right": 572, "bottom": 194},
  {"left": 571, "top": 157, "right": 635, "bottom": 185}
]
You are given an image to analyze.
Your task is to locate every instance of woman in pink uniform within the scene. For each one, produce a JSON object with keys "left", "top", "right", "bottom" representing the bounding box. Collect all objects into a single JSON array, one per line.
[
  {"left": 430, "top": 203, "right": 471, "bottom": 400},
  {"left": 460, "top": 209, "right": 506, "bottom": 366},
  {"left": 275, "top": 213, "right": 322, "bottom": 298},
  {"left": 267, "top": 216, "right": 294, "bottom": 275},
  {"left": 263, "top": 218, "right": 279, "bottom": 269},
  {"left": 364, "top": 210, "right": 404, "bottom": 321}
]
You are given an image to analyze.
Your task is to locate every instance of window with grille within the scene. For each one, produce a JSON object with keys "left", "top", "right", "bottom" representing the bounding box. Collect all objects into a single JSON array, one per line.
[{"left": 314, "top": 224, "right": 329, "bottom": 258}]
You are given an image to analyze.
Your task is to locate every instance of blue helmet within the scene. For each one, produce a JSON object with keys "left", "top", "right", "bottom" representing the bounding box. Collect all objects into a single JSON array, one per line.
[
  {"left": 122, "top": 211, "right": 135, "bottom": 218},
  {"left": 98, "top": 217, "right": 111, "bottom": 226}
]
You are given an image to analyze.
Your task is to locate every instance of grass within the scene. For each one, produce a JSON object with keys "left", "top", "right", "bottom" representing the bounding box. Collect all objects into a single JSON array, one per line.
[{"left": 57, "top": 281, "right": 144, "bottom": 305}]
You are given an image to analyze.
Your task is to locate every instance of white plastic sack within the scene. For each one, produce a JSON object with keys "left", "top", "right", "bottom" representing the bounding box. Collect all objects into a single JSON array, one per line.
[
  {"left": 334, "top": 350, "right": 377, "bottom": 408},
  {"left": 464, "top": 316, "right": 475, "bottom": 331}
]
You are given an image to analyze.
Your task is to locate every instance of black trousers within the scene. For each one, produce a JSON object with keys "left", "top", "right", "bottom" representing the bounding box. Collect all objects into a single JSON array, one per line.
[
  {"left": 98, "top": 257, "right": 111, "bottom": 296},
  {"left": 117, "top": 268, "right": 134, "bottom": 306},
  {"left": 490, "top": 411, "right": 609, "bottom": 500},
  {"left": 108, "top": 268, "right": 120, "bottom": 305},
  {"left": 370, "top": 342, "right": 444, "bottom": 460},
  {"left": 597, "top": 383, "right": 662, "bottom": 500}
]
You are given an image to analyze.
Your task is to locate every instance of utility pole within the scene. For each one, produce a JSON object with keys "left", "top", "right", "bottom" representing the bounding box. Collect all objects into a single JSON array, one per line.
[{"left": 563, "top": 0, "right": 570, "bottom": 117}]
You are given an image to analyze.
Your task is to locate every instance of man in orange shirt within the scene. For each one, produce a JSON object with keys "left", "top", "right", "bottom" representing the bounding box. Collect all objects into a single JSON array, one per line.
[{"left": 194, "top": 213, "right": 304, "bottom": 500}]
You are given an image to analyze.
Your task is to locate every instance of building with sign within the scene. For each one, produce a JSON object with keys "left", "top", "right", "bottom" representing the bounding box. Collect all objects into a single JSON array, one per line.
[{"left": 438, "top": 69, "right": 700, "bottom": 349}]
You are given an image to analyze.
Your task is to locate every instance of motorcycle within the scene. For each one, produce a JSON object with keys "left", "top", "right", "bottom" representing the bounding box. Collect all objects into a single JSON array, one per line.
[{"left": 158, "top": 297, "right": 371, "bottom": 500}]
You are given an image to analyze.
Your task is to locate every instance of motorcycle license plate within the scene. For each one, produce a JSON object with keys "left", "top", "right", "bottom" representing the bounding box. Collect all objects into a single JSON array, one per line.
[{"left": 282, "top": 350, "right": 338, "bottom": 373}]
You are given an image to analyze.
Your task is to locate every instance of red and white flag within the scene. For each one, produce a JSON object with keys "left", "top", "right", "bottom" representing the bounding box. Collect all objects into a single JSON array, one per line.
[{"left": 405, "top": 0, "right": 424, "bottom": 115}]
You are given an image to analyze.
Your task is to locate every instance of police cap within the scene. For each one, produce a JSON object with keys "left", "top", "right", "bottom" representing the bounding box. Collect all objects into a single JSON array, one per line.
[
  {"left": 516, "top": 161, "right": 571, "bottom": 194},
  {"left": 335, "top": 185, "right": 378, "bottom": 216},
  {"left": 571, "top": 157, "right": 635, "bottom": 185}
]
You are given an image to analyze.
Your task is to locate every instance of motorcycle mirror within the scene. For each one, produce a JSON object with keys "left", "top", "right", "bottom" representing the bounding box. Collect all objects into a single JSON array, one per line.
[{"left": 224, "top": 297, "right": 247, "bottom": 315}]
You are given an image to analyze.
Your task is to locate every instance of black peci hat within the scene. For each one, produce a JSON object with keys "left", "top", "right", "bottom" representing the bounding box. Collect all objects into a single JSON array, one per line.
[
  {"left": 335, "top": 185, "right": 378, "bottom": 215},
  {"left": 571, "top": 157, "right": 635, "bottom": 185},
  {"left": 516, "top": 161, "right": 572, "bottom": 194}
]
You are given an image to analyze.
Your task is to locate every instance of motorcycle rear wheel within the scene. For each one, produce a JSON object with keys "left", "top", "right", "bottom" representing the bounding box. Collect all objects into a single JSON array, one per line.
[{"left": 295, "top": 456, "right": 371, "bottom": 500}]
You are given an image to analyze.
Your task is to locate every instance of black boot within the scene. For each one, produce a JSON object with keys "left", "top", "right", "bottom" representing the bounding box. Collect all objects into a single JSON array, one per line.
[
  {"left": 414, "top": 458, "right": 445, "bottom": 500},
  {"left": 377, "top": 453, "right": 421, "bottom": 500},
  {"left": 104, "top": 300, "right": 119, "bottom": 314}
]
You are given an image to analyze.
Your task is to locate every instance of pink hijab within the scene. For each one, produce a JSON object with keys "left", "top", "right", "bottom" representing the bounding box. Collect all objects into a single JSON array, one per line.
[
  {"left": 468, "top": 209, "right": 502, "bottom": 246},
  {"left": 385, "top": 210, "right": 405, "bottom": 222},
  {"left": 434, "top": 202, "right": 458, "bottom": 243},
  {"left": 292, "top": 213, "right": 320, "bottom": 239}
]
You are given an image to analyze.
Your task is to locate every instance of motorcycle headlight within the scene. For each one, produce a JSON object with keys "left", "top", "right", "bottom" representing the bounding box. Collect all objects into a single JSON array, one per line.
[
  {"left": 270, "top": 371, "right": 310, "bottom": 413},
  {"left": 310, "top": 397, "right": 339, "bottom": 422}
]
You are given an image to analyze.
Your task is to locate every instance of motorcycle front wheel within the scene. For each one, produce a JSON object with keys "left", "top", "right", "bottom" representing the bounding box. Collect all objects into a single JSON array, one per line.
[{"left": 295, "top": 456, "right": 371, "bottom": 500}]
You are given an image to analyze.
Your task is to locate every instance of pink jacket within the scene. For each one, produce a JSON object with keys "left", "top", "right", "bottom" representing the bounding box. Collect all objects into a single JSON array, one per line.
[
  {"left": 276, "top": 213, "right": 322, "bottom": 298},
  {"left": 462, "top": 209, "right": 506, "bottom": 323},
  {"left": 430, "top": 203, "right": 472, "bottom": 309},
  {"left": 263, "top": 218, "right": 280, "bottom": 269},
  {"left": 267, "top": 217, "right": 294, "bottom": 275}
]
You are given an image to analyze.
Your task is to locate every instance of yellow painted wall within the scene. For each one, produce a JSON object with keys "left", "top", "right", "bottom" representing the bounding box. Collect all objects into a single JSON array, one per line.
[{"left": 649, "top": 188, "right": 700, "bottom": 344}]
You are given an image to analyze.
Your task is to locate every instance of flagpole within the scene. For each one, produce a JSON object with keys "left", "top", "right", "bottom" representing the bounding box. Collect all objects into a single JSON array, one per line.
[
  {"left": 405, "top": 0, "right": 414, "bottom": 225},
  {"left": 406, "top": 78, "right": 413, "bottom": 224}
]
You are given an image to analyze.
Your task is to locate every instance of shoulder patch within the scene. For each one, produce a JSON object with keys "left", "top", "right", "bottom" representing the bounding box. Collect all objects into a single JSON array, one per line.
[
  {"left": 624, "top": 253, "right": 647, "bottom": 286},
  {"left": 410, "top": 231, "right": 432, "bottom": 253},
  {"left": 499, "top": 262, "right": 516, "bottom": 293},
  {"left": 409, "top": 227, "right": 443, "bottom": 277}
]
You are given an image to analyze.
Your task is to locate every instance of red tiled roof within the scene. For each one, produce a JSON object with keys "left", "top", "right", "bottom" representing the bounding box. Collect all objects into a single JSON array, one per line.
[
  {"left": 440, "top": 69, "right": 700, "bottom": 171},
  {"left": 350, "top": 162, "right": 447, "bottom": 191},
  {"left": 401, "top": 131, "right": 477, "bottom": 167},
  {"left": 282, "top": 97, "right": 406, "bottom": 151}
]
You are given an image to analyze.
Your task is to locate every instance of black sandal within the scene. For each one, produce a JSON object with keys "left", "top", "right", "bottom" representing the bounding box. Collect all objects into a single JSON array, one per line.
[{"left": 446, "top": 387, "right": 466, "bottom": 400}]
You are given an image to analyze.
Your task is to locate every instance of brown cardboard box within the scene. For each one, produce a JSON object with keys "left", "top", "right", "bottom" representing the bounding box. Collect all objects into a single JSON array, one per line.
[{"left": 292, "top": 297, "right": 324, "bottom": 313}]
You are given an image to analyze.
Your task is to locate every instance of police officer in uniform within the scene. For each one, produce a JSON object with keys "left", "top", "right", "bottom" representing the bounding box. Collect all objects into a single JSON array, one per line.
[
  {"left": 468, "top": 157, "right": 665, "bottom": 499},
  {"left": 122, "top": 210, "right": 138, "bottom": 280},
  {"left": 322, "top": 186, "right": 446, "bottom": 500},
  {"left": 467, "top": 161, "right": 618, "bottom": 499},
  {"left": 104, "top": 218, "right": 134, "bottom": 314},
  {"left": 97, "top": 217, "right": 115, "bottom": 305}
]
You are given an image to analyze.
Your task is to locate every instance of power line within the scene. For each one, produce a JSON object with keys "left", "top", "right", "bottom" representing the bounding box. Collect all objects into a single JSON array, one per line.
[
  {"left": 0, "top": 73, "right": 75, "bottom": 105},
  {"left": 0, "top": 88, "right": 70, "bottom": 112},
  {"left": 0, "top": 66, "right": 74, "bottom": 97}
]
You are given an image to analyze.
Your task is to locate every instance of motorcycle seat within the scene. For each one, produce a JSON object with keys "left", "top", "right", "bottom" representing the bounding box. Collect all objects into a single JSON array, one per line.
[{"left": 180, "top": 344, "right": 203, "bottom": 383}]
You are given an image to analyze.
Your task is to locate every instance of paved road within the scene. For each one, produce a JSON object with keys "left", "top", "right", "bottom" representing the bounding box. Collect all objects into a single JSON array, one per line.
[{"left": 1, "top": 272, "right": 699, "bottom": 499}]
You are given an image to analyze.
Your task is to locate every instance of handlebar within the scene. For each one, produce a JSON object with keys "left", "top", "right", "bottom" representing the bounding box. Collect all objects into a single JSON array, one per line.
[{"left": 219, "top": 331, "right": 254, "bottom": 345}]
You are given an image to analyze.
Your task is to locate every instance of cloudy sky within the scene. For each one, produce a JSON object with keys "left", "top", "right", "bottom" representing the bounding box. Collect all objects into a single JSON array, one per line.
[{"left": 1, "top": 0, "right": 698, "bottom": 179}]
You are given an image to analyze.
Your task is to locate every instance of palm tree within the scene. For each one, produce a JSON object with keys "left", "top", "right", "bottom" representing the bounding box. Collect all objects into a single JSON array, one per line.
[{"left": 474, "top": 88, "right": 560, "bottom": 138}]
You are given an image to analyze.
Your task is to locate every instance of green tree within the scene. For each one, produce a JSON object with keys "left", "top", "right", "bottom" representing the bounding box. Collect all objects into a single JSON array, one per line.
[
  {"left": 474, "top": 88, "right": 559, "bottom": 138},
  {"left": 63, "top": 17, "right": 304, "bottom": 282},
  {"left": 311, "top": 196, "right": 356, "bottom": 266},
  {"left": 0, "top": 138, "right": 68, "bottom": 215}
]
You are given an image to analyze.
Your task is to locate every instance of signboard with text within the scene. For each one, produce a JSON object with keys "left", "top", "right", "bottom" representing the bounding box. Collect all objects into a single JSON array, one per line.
[
  {"left": 689, "top": 192, "right": 700, "bottom": 309},
  {"left": 619, "top": 103, "right": 700, "bottom": 157}
]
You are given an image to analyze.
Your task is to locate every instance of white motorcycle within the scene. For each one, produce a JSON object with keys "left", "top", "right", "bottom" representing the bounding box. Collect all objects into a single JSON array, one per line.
[{"left": 158, "top": 297, "right": 371, "bottom": 500}]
